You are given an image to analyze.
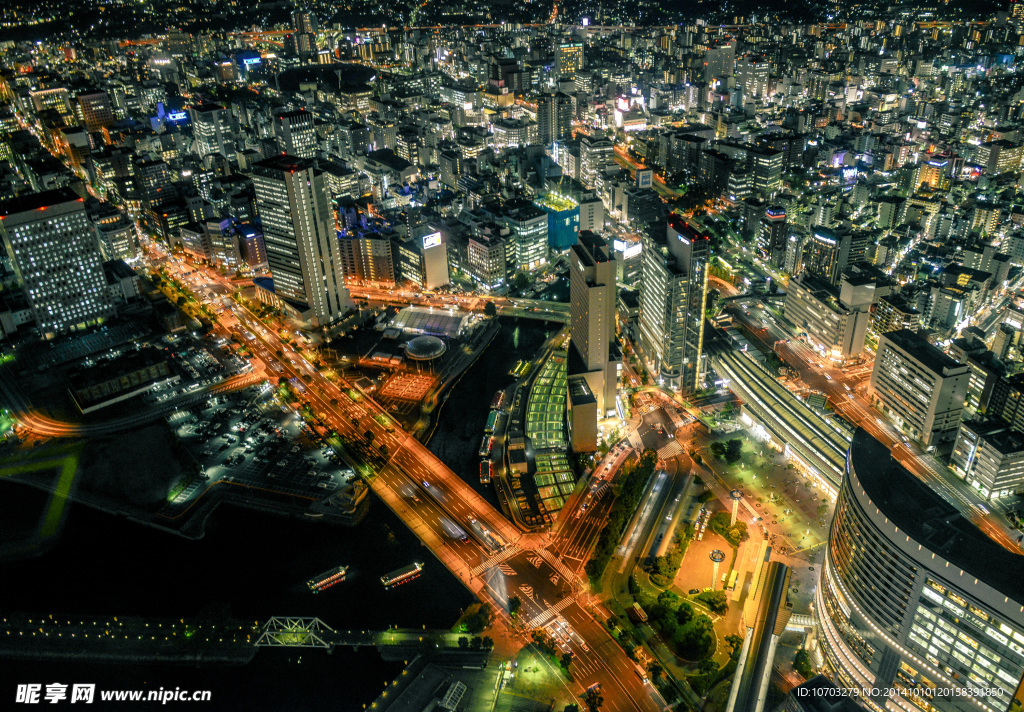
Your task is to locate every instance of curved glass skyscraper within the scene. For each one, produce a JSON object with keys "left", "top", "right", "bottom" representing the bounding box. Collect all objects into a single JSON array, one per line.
[{"left": 817, "top": 429, "right": 1024, "bottom": 712}]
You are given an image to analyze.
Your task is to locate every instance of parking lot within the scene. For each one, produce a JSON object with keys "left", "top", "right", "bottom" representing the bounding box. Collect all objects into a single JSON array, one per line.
[
  {"left": 169, "top": 385, "right": 346, "bottom": 504},
  {"left": 145, "top": 332, "right": 251, "bottom": 405}
]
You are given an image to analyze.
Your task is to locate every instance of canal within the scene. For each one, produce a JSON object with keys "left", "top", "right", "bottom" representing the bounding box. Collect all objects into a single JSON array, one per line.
[{"left": 424, "top": 316, "right": 561, "bottom": 503}]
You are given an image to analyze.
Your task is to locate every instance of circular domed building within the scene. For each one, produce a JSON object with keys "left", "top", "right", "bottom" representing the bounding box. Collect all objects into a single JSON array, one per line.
[{"left": 404, "top": 335, "right": 446, "bottom": 365}]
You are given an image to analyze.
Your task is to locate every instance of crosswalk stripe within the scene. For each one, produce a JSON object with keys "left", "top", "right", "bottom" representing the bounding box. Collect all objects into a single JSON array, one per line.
[
  {"left": 471, "top": 545, "right": 521, "bottom": 575},
  {"left": 538, "top": 548, "right": 583, "bottom": 590},
  {"left": 525, "top": 595, "right": 576, "bottom": 629}
]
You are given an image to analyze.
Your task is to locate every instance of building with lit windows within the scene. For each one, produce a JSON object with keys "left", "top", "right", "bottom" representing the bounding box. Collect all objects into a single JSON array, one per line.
[
  {"left": 784, "top": 272, "right": 873, "bottom": 362},
  {"left": 536, "top": 93, "right": 573, "bottom": 146},
  {"left": 757, "top": 206, "right": 787, "bottom": 264},
  {"left": 804, "top": 227, "right": 866, "bottom": 287},
  {"left": 749, "top": 146, "right": 784, "bottom": 199},
  {"left": 251, "top": 155, "right": 349, "bottom": 327},
  {"left": 466, "top": 226, "right": 510, "bottom": 293},
  {"left": 612, "top": 237, "right": 642, "bottom": 287},
  {"left": 189, "top": 103, "right": 235, "bottom": 162},
  {"left": 491, "top": 118, "right": 537, "bottom": 151},
  {"left": 338, "top": 229, "right": 395, "bottom": 285},
  {"left": 569, "top": 230, "right": 620, "bottom": 420},
  {"left": 950, "top": 420, "right": 1024, "bottom": 500},
  {"left": 393, "top": 227, "right": 449, "bottom": 290},
  {"left": 501, "top": 199, "right": 549, "bottom": 272},
  {"left": 637, "top": 216, "right": 709, "bottom": 392},
  {"left": 534, "top": 191, "right": 580, "bottom": 252},
  {"left": 868, "top": 329, "right": 969, "bottom": 446},
  {"left": 75, "top": 90, "right": 115, "bottom": 133},
  {"left": 736, "top": 55, "right": 769, "bottom": 99},
  {"left": 0, "top": 188, "right": 116, "bottom": 338},
  {"left": 87, "top": 201, "right": 138, "bottom": 261},
  {"left": 817, "top": 428, "right": 1024, "bottom": 712},
  {"left": 580, "top": 132, "right": 614, "bottom": 192},
  {"left": 274, "top": 109, "right": 317, "bottom": 160},
  {"left": 555, "top": 42, "right": 584, "bottom": 77},
  {"left": 873, "top": 294, "right": 922, "bottom": 335},
  {"left": 236, "top": 224, "right": 267, "bottom": 269}
]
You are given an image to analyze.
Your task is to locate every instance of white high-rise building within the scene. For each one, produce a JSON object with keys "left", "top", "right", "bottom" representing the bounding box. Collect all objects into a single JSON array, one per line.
[
  {"left": 189, "top": 103, "right": 235, "bottom": 161},
  {"left": 252, "top": 156, "right": 349, "bottom": 327},
  {"left": 735, "top": 55, "right": 769, "bottom": 99},
  {"left": 0, "top": 188, "right": 116, "bottom": 338},
  {"left": 274, "top": 109, "right": 318, "bottom": 160},
  {"left": 869, "top": 329, "right": 970, "bottom": 447},
  {"left": 638, "top": 216, "right": 709, "bottom": 392},
  {"left": 569, "top": 230, "right": 619, "bottom": 417},
  {"left": 580, "top": 131, "right": 614, "bottom": 192}
]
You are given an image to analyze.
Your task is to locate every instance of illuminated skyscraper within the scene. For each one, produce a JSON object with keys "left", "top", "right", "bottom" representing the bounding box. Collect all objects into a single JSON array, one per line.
[
  {"left": 251, "top": 155, "right": 349, "bottom": 327},
  {"left": 638, "top": 216, "right": 709, "bottom": 392},
  {"left": 0, "top": 188, "right": 115, "bottom": 338},
  {"left": 569, "top": 230, "right": 619, "bottom": 418},
  {"left": 189, "top": 103, "right": 235, "bottom": 162},
  {"left": 274, "top": 109, "right": 317, "bottom": 160},
  {"left": 555, "top": 41, "right": 584, "bottom": 77},
  {"left": 818, "top": 429, "right": 1024, "bottom": 712}
]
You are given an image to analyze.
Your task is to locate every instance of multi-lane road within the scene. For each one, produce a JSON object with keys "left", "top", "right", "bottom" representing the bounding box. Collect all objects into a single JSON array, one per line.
[
  {"left": 726, "top": 304, "right": 1024, "bottom": 553},
  {"left": 139, "top": 251, "right": 662, "bottom": 711}
]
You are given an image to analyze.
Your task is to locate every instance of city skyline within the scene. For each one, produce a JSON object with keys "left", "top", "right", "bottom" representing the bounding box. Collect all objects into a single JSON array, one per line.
[{"left": 1, "top": 3, "right": 1024, "bottom": 712}]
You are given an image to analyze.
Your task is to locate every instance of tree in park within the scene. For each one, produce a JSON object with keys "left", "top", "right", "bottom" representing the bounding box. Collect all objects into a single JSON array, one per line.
[
  {"left": 794, "top": 649, "right": 815, "bottom": 678},
  {"left": 583, "top": 688, "right": 603, "bottom": 712},
  {"left": 725, "top": 634, "right": 744, "bottom": 659},
  {"left": 724, "top": 438, "right": 743, "bottom": 464},
  {"left": 648, "top": 662, "right": 663, "bottom": 681}
]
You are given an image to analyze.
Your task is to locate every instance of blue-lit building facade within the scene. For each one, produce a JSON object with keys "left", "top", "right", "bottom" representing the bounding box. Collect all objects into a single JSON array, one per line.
[{"left": 534, "top": 192, "right": 580, "bottom": 252}]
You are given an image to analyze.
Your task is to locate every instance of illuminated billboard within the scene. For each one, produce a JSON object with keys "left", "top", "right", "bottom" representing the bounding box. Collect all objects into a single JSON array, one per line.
[
  {"left": 243, "top": 57, "right": 262, "bottom": 66},
  {"left": 422, "top": 232, "right": 442, "bottom": 249}
]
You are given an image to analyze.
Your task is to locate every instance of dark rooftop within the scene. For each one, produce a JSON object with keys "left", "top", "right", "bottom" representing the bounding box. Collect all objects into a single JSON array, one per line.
[
  {"left": 104, "top": 259, "right": 137, "bottom": 280},
  {"left": 960, "top": 420, "right": 1024, "bottom": 456},
  {"left": 366, "top": 149, "right": 414, "bottom": 172},
  {"left": 849, "top": 428, "right": 1024, "bottom": 604},
  {"left": 67, "top": 348, "right": 170, "bottom": 392},
  {"left": 252, "top": 154, "right": 314, "bottom": 173},
  {"left": 0, "top": 187, "right": 83, "bottom": 217},
  {"left": 881, "top": 329, "right": 966, "bottom": 375},
  {"left": 574, "top": 230, "right": 612, "bottom": 264},
  {"left": 879, "top": 293, "right": 920, "bottom": 315},
  {"left": 567, "top": 376, "right": 596, "bottom": 405}
]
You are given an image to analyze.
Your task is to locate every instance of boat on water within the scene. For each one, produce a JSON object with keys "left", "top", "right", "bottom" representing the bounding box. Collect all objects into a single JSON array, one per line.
[
  {"left": 381, "top": 562, "right": 424, "bottom": 589},
  {"left": 307, "top": 565, "right": 348, "bottom": 594}
]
